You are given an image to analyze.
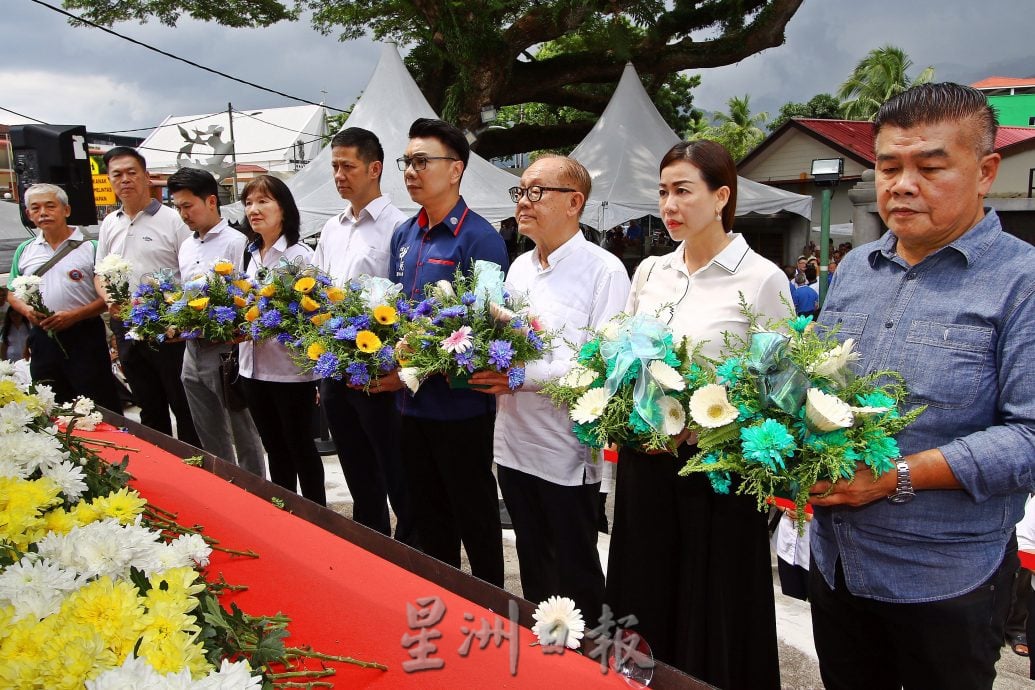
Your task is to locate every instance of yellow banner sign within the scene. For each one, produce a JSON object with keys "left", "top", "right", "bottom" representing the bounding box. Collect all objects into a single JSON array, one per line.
[{"left": 92, "top": 174, "right": 117, "bottom": 206}]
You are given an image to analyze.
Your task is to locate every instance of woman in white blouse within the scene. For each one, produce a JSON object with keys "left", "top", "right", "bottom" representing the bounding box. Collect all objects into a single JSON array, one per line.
[
  {"left": 238, "top": 175, "right": 325, "bottom": 506},
  {"left": 604, "top": 141, "right": 791, "bottom": 688}
]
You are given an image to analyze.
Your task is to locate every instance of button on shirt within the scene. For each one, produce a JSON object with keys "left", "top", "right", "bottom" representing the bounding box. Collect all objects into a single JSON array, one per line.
[
  {"left": 177, "top": 220, "right": 248, "bottom": 281},
  {"left": 312, "top": 195, "right": 407, "bottom": 283},
  {"left": 96, "top": 199, "right": 191, "bottom": 291},
  {"left": 238, "top": 237, "right": 318, "bottom": 383},
  {"left": 494, "top": 233, "right": 631, "bottom": 486},
  {"left": 814, "top": 210, "right": 1035, "bottom": 603},
  {"left": 628, "top": 234, "right": 792, "bottom": 361},
  {"left": 14, "top": 228, "right": 100, "bottom": 313},
  {"left": 389, "top": 197, "right": 510, "bottom": 421}
]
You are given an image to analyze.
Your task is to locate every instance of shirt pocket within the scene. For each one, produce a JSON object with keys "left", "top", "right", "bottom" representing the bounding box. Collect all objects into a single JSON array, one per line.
[
  {"left": 902, "top": 320, "right": 993, "bottom": 409},
  {"left": 819, "top": 310, "right": 868, "bottom": 337}
]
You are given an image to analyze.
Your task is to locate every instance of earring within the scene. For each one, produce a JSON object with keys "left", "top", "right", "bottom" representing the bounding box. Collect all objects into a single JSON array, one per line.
[{"left": 715, "top": 209, "right": 722, "bottom": 222}]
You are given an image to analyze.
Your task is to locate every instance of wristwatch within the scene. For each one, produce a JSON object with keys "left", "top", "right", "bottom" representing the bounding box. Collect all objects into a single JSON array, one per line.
[{"left": 886, "top": 459, "right": 916, "bottom": 504}]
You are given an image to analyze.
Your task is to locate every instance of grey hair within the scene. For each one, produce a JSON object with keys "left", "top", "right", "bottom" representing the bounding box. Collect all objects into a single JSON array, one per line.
[
  {"left": 874, "top": 82, "right": 998, "bottom": 156},
  {"left": 24, "top": 183, "right": 70, "bottom": 207}
]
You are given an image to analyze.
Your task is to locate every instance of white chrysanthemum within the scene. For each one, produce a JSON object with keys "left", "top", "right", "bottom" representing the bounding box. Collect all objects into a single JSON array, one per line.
[
  {"left": 805, "top": 388, "right": 855, "bottom": 432},
  {"left": 9, "top": 359, "right": 31, "bottom": 387},
  {"left": 170, "top": 532, "right": 212, "bottom": 568},
  {"left": 95, "top": 253, "right": 133, "bottom": 280},
  {"left": 809, "top": 338, "right": 861, "bottom": 388},
  {"left": 559, "top": 364, "right": 597, "bottom": 389},
  {"left": 30, "top": 384, "right": 57, "bottom": 417},
  {"left": 570, "top": 387, "right": 609, "bottom": 424},
  {"left": 849, "top": 405, "right": 891, "bottom": 418},
  {"left": 0, "top": 454, "right": 29, "bottom": 479},
  {"left": 41, "top": 460, "right": 87, "bottom": 500},
  {"left": 10, "top": 275, "right": 43, "bottom": 301},
  {"left": 72, "top": 396, "right": 96, "bottom": 416},
  {"left": 648, "top": 361, "right": 685, "bottom": 391},
  {"left": 0, "top": 402, "right": 35, "bottom": 434},
  {"left": 195, "top": 659, "right": 263, "bottom": 689},
  {"left": 658, "top": 395, "right": 687, "bottom": 435},
  {"left": 433, "top": 279, "right": 456, "bottom": 299},
  {"left": 85, "top": 654, "right": 169, "bottom": 690},
  {"left": 1, "top": 430, "right": 68, "bottom": 474},
  {"left": 599, "top": 319, "right": 621, "bottom": 341},
  {"left": 0, "top": 556, "right": 81, "bottom": 622},
  {"left": 36, "top": 517, "right": 164, "bottom": 580},
  {"left": 398, "top": 367, "right": 423, "bottom": 395},
  {"left": 688, "top": 384, "right": 738, "bottom": 428},
  {"left": 531, "top": 596, "right": 586, "bottom": 650}
]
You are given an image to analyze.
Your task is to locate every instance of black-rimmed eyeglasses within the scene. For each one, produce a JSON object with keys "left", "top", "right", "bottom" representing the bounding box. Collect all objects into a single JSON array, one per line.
[
  {"left": 396, "top": 155, "right": 460, "bottom": 171},
  {"left": 508, "top": 185, "right": 576, "bottom": 203}
]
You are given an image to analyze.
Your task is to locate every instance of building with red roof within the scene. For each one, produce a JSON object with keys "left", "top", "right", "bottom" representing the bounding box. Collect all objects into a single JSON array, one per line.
[{"left": 973, "top": 76, "right": 1035, "bottom": 127}]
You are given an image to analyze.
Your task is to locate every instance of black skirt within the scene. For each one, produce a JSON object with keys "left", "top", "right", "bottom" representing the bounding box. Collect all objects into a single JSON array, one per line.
[{"left": 605, "top": 445, "right": 780, "bottom": 689}]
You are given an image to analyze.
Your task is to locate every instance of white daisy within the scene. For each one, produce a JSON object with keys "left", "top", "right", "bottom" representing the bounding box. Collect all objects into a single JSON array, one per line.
[
  {"left": 433, "top": 279, "right": 456, "bottom": 299},
  {"left": 531, "top": 596, "right": 586, "bottom": 650},
  {"left": 805, "top": 388, "right": 855, "bottom": 432},
  {"left": 648, "top": 361, "right": 685, "bottom": 391},
  {"left": 398, "top": 367, "right": 424, "bottom": 394},
  {"left": 658, "top": 396, "right": 687, "bottom": 435},
  {"left": 688, "top": 384, "right": 739, "bottom": 428},
  {"left": 570, "top": 387, "right": 610, "bottom": 424},
  {"left": 809, "top": 338, "right": 861, "bottom": 388},
  {"left": 489, "top": 302, "right": 515, "bottom": 324},
  {"left": 559, "top": 364, "right": 597, "bottom": 389}
]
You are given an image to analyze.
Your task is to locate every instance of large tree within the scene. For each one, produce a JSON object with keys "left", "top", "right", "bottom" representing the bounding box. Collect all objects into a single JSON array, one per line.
[
  {"left": 837, "top": 45, "right": 935, "bottom": 121},
  {"left": 767, "top": 93, "right": 841, "bottom": 131},
  {"left": 64, "top": 0, "right": 804, "bottom": 156}
]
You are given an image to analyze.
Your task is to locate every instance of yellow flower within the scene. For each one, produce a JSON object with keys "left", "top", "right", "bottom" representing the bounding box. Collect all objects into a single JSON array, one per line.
[
  {"left": 310, "top": 312, "right": 331, "bottom": 326},
  {"left": 213, "top": 261, "right": 234, "bottom": 275},
  {"left": 299, "top": 295, "right": 319, "bottom": 313},
  {"left": 61, "top": 577, "right": 145, "bottom": 662},
  {"left": 70, "top": 500, "right": 101, "bottom": 526},
  {"left": 188, "top": 297, "right": 209, "bottom": 311},
  {"left": 233, "top": 295, "right": 248, "bottom": 308},
  {"left": 307, "top": 342, "right": 326, "bottom": 361},
  {"left": 258, "top": 283, "right": 276, "bottom": 298},
  {"left": 41, "top": 506, "right": 77, "bottom": 535},
  {"left": 245, "top": 306, "right": 260, "bottom": 322},
  {"left": 373, "top": 305, "right": 398, "bottom": 325},
  {"left": 91, "top": 487, "right": 147, "bottom": 525},
  {"left": 356, "top": 330, "right": 382, "bottom": 353},
  {"left": 233, "top": 279, "right": 253, "bottom": 293},
  {"left": 164, "top": 290, "right": 182, "bottom": 304},
  {"left": 394, "top": 339, "right": 414, "bottom": 365},
  {"left": 0, "top": 379, "right": 26, "bottom": 406},
  {"left": 0, "top": 476, "right": 62, "bottom": 549},
  {"left": 324, "top": 286, "right": 345, "bottom": 303},
  {"left": 294, "top": 276, "right": 317, "bottom": 294}
]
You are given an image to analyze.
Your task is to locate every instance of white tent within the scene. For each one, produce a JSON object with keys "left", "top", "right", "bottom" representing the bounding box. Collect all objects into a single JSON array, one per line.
[
  {"left": 571, "top": 63, "right": 812, "bottom": 230},
  {"left": 242, "top": 43, "right": 519, "bottom": 237}
]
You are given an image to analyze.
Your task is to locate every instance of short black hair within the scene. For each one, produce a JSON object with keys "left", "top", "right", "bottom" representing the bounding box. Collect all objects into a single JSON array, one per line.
[
  {"left": 103, "top": 146, "right": 147, "bottom": 171},
  {"left": 874, "top": 82, "right": 998, "bottom": 156},
  {"left": 240, "top": 175, "right": 302, "bottom": 250},
  {"left": 166, "top": 167, "right": 220, "bottom": 205},
  {"left": 330, "top": 127, "right": 384, "bottom": 165},
  {"left": 408, "top": 118, "right": 470, "bottom": 169}
]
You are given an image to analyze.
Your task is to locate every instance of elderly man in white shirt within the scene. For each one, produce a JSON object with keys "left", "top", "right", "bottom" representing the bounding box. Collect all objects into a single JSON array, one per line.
[
  {"left": 312, "top": 127, "right": 414, "bottom": 543},
  {"left": 470, "top": 156, "right": 630, "bottom": 622},
  {"left": 168, "top": 167, "right": 265, "bottom": 476}
]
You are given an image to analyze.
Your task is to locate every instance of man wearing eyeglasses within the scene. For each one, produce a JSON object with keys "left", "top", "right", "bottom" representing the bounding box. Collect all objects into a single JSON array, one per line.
[
  {"left": 377, "top": 117, "right": 509, "bottom": 587},
  {"left": 469, "top": 156, "right": 629, "bottom": 622}
]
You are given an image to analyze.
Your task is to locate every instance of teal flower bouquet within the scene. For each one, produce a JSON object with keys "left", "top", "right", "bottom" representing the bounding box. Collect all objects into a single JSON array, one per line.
[
  {"left": 678, "top": 306, "right": 926, "bottom": 528},
  {"left": 540, "top": 313, "right": 707, "bottom": 453}
]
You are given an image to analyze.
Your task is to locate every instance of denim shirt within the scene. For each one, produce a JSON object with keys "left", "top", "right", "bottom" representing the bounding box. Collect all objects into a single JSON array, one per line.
[{"left": 814, "top": 210, "right": 1035, "bottom": 603}]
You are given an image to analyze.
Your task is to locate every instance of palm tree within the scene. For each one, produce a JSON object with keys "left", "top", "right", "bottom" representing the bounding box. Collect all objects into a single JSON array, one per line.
[
  {"left": 838, "top": 45, "right": 935, "bottom": 120},
  {"left": 695, "top": 95, "right": 769, "bottom": 160}
]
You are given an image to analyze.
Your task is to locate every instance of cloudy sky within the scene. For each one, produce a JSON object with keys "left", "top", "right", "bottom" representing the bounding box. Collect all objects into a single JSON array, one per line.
[{"left": 2, "top": 0, "right": 1033, "bottom": 138}]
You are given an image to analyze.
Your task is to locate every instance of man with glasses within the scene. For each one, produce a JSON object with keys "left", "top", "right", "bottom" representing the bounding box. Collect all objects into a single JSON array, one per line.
[
  {"left": 376, "top": 118, "right": 509, "bottom": 586},
  {"left": 470, "top": 156, "right": 629, "bottom": 622}
]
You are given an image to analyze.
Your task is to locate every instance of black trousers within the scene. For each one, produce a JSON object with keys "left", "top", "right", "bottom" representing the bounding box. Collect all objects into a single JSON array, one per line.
[
  {"left": 28, "top": 317, "right": 120, "bottom": 413},
  {"left": 810, "top": 543, "right": 1017, "bottom": 690},
  {"left": 112, "top": 320, "right": 199, "bottom": 446},
  {"left": 497, "top": 465, "right": 604, "bottom": 622},
  {"left": 320, "top": 379, "right": 413, "bottom": 543},
  {"left": 401, "top": 413, "right": 503, "bottom": 587},
  {"left": 241, "top": 377, "right": 325, "bottom": 506}
]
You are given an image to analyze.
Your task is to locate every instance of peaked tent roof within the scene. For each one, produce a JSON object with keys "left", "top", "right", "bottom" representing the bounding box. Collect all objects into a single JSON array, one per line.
[
  {"left": 239, "top": 43, "right": 519, "bottom": 237},
  {"left": 570, "top": 63, "right": 811, "bottom": 229}
]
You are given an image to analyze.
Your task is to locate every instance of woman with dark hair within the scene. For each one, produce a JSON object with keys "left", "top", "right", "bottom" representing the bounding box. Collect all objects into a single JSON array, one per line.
[
  {"left": 1, "top": 307, "right": 30, "bottom": 361},
  {"left": 238, "top": 175, "right": 326, "bottom": 505},
  {"left": 605, "top": 140, "right": 790, "bottom": 688}
]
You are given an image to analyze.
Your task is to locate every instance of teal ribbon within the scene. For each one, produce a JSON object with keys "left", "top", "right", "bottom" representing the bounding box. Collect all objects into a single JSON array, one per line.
[
  {"left": 473, "top": 260, "right": 505, "bottom": 311},
  {"left": 599, "top": 315, "right": 671, "bottom": 432},
  {"left": 743, "top": 331, "right": 809, "bottom": 415}
]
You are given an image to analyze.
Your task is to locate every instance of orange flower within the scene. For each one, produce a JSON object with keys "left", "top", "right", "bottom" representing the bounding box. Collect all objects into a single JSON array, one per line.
[
  {"left": 373, "top": 305, "right": 398, "bottom": 325},
  {"left": 310, "top": 312, "right": 331, "bottom": 326},
  {"left": 294, "top": 276, "right": 317, "bottom": 294},
  {"left": 188, "top": 297, "right": 209, "bottom": 311},
  {"left": 258, "top": 284, "right": 276, "bottom": 298},
  {"left": 213, "top": 261, "right": 234, "bottom": 276},
  {"left": 307, "top": 342, "right": 326, "bottom": 361},
  {"left": 299, "top": 296, "right": 319, "bottom": 313},
  {"left": 233, "top": 295, "right": 248, "bottom": 308},
  {"left": 232, "top": 279, "right": 253, "bottom": 293},
  {"left": 324, "top": 286, "right": 345, "bottom": 303},
  {"left": 245, "top": 306, "right": 260, "bottom": 322},
  {"left": 356, "top": 330, "right": 382, "bottom": 353}
]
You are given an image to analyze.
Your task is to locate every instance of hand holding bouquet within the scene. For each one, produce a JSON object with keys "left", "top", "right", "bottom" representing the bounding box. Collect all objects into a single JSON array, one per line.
[
  {"left": 10, "top": 275, "right": 52, "bottom": 320},
  {"left": 120, "top": 269, "right": 178, "bottom": 344},
  {"left": 95, "top": 252, "right": 134, "bottom": 305},
  {"left": 164, "top": 260, "right": 254, "bottom": 343}
]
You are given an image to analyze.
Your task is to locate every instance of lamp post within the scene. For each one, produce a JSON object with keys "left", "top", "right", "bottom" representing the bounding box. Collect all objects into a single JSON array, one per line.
[{"left": 810, "top": 158, "right": 844, "bottom": 305}]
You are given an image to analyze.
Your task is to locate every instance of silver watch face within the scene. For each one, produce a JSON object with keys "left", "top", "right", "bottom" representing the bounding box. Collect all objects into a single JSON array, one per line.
[{"left": 887, "top": 490, "right": 916, "bottom": 504}]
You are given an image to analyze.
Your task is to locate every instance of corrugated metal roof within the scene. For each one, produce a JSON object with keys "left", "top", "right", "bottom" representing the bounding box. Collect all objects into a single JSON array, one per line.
[
  {"left": 973, "top": 76, "right": 1035, "bottom": 90},
  {"left": 795, "top": 119, "right": 876, "bottom": 163},
  {"left": 995, "top": 125, "right": 1035, "bottom": 151}
]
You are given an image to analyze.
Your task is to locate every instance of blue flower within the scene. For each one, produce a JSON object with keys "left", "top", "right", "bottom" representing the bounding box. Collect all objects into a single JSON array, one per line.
[
  {"left": 789, "top": 315, "right": 814, "bottom": 333},
  {"left": 716, "top": 357, "right": 743, "bottom": 385},
  {"left": 317, "top": 274, "right": 333, "bottom": 286},
  {"left": 579, "top": 340, "right": 600, "bottom": 364},
  {"left": 413, "top": 299, "right": 435, "bottom": 317},
  {"left": 511, "top": 317, "right": 524, "bottom": 330},
  {"left": 314, "top": 352, "right": 339, "bottom": 378},
  {"left": 211, "top": 306, "right": 236, "bottom": 323},
  {"left": 856, "top": 391, "right": 897, "bottom": 411},
  {"left": 349, "top": 279, "right": 362, "bottom": 291},
  {"left": 685, "top": 362, "right": 710, "bottom": 389},
  {"left": 182, "top": 329, "right": 201, "bottom": 340},
  {"left": 227, "top": 284, "right": 244, "bottom": 298},
  {"left": 628, "top": 409, "right": 653, "bottom": 436},
  {"left": 276, "top": 333, "right": 293, "bottom": 345},
  {"left": 737, "top": 403, "right": 758, "bottom": 423},
  {"left": 131, "top": 306, "right": 159, "bottom": 325},
  {"left": 508, "top": 367, "right": 525, "bottom": 389},
  {"left": 487, "top": 340, "right": 514, "bottom": 370},
  {"left": 135, "top": 284, "right": 155, "bottom": 297},
  {"left": 327, "top": 316, "right": 344, "bottom": 330},
  {"left": 527, "top": 330, "right": 544, "bottom": 351},
  {"left": 346, "top": 361, "right": 370, "bottom": 387},
  {"left": 167, "top": 300, "right": 186, "bottom": 315},
  {"left": 461, "top": 292, "right": 477, "bottom": 305},
  {"left": 439, "top": 305, "right": 468, "bottom": 320},
  {"left": 701, "top": 453, "right": 731, "bottom": 492},
  {"left": 572, "top": 421, "right": 602, "bottom": 448},
  {"left": 260, "top": 310, "right": 282, "bottom": 328},
  {"left": 455, "top": 349, "right": 476, "bottom": 372},
  {"left": 337, "top": 325, "right": 358, "bottom": 341},
  {"left": 740, "top": 419, "right": 796, "bottom": 471},
  {"left": 287, "top": 300, "right": 300, "bottom": 314},
  {"left": 349, "top": 314, "right": 371, "bottom": 330},
  {"left": 396, "top": 299, "right": 413, "bottom": 319},
  {"left": 376, "top": 345, "right": 394, "bottom": 365},
  {"left": 258, "top": 296, "right": 271, "bottom": 310}
]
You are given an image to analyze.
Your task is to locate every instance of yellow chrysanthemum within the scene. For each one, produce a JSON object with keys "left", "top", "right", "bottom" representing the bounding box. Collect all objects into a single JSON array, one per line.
[
  {"left": 0, "top": 617, "right": 47, "bottom": 687},
  {"left": 307, "top": 343, "right": 326, "bottom": 361},
  {"left": 146, "top": 568, "right": 204, "bottom": 616},
  {"left": 356, "top": 330, "right": 382, "bottom": 354},
  {"left": 245, "top": 305, "right": 260, "bottom": 322},
  {"left": 299, "top": 295, "right": 319, "bottom": 313},
  {"left": 91, "top": 488, "right": 147, "bottom": 525},
  {"left": 41, "top": 506, "right": 77, "bottom": 535},
  {"left": 294, "top": 276, "right": 317, "bottom": 294},
  {"left": 233, "top": 295, "right": 248, "bottom": 308},
  {"left": 258, "top": 283, "right": 276, "bottom": 298},
  {"left": 232, "top": 279, "right": 253, "bottom": 293},
  {"left": 373, "top": 305, "right": 398, "bottom": 325},
  {"left": 0, "top": 476, "right": 62, "bottom": 549},
  {"left": 61, "top": 577, "right": 146, "bottom": 662},
  {"left": 310, "top": 312, "right": 331, "bottom": 326},
  {"left": 36, "top": 618, "right": 108, "bottom": 690},
  {"left": 70, "top": 500, "right": 101, "bottom": 526},
  {"left": 213, "top": 261, "right": 234, "bottom": 275},
  {"left": 0, "top": 379, "right": 27, "bottom": 406},
  {"left": 164, "top": 291, "right": 182, "bottom": 304},
  {"left": 188, "top": 297, "right": 209, "bottom": 311},
  {"left": 138, "top": 630, "right": 210, "bottom": 676},
  {"left": 324, "top": 286, "right": 345, "bottom": 303}
]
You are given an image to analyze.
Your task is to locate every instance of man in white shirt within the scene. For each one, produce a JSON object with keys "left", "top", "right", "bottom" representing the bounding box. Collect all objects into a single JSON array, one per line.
[
  {"left": 168, "top": 167, "right": 264, "bottom": 476},
  {"left": 312, "top": 127, "right": 413, "bottom": 542},
  {"left": 470, "top": 156, "right": 630, "bottom": 621},
  {"left": 95, "top": 147, "right": 199, "bottom": 446},
  {"left": 7, "top": 184, "right": 120, "bottom": 411}
]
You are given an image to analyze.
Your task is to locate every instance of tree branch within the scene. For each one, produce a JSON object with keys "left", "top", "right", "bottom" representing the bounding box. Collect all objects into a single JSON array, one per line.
[{"left": 471, "top": 121, "right": 596, "bottom": 159}]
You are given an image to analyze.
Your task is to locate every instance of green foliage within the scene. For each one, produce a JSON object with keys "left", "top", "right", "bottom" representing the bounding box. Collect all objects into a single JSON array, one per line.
[
  {"left": 690, "top": 94, "right": 768, "bottom": 161},
  {"left": 838, "top": 45, "right": 935, "bottom": 120},
  {"left": 768, "top": 93, "right": 842, "bottom": 131}
]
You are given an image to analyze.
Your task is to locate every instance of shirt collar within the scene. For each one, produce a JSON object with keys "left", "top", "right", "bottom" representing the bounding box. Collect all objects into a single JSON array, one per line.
[
  {"left": 193, "top": 218, "right": 228, "bottom": 240},
  {"left": 33, "top": 226, "right": 83, "bottom": 246},
  {"left": 118, "top": 198, "right": 161, "bottom": 218},
  {"left": 533, "top": 229, "right": 584, "bottom": 271},
  {"left": 417, "top": 197, "right": 469, "bottom": 236},
  {"left": 339, "top": 195, "right": 391, "bottom": 225},
  {"left": 665, "top": 233, "right": 749, "bottom": 275},
  {"left": 872, "top": 208, "right": 1001, "bottom": 268}
]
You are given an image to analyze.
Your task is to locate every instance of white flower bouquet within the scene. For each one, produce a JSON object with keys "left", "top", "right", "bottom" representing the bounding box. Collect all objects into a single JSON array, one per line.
[
  {"left": 95, "top": 252, "right": 134, "bottom": 305},
  {"left": 10, "top": 274, "right": 52, "bottom": 319}
]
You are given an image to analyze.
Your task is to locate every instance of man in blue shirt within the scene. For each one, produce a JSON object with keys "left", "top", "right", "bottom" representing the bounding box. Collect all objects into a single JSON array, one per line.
[
  {"left": 376, "top": 118, "right": 509, "bottom": 587},
  {"left": 791, "top": 272, "right": 819, "bottom": 317},
  {"left": 809, "top": 83, "right": 1035, "bottom": 689}
]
